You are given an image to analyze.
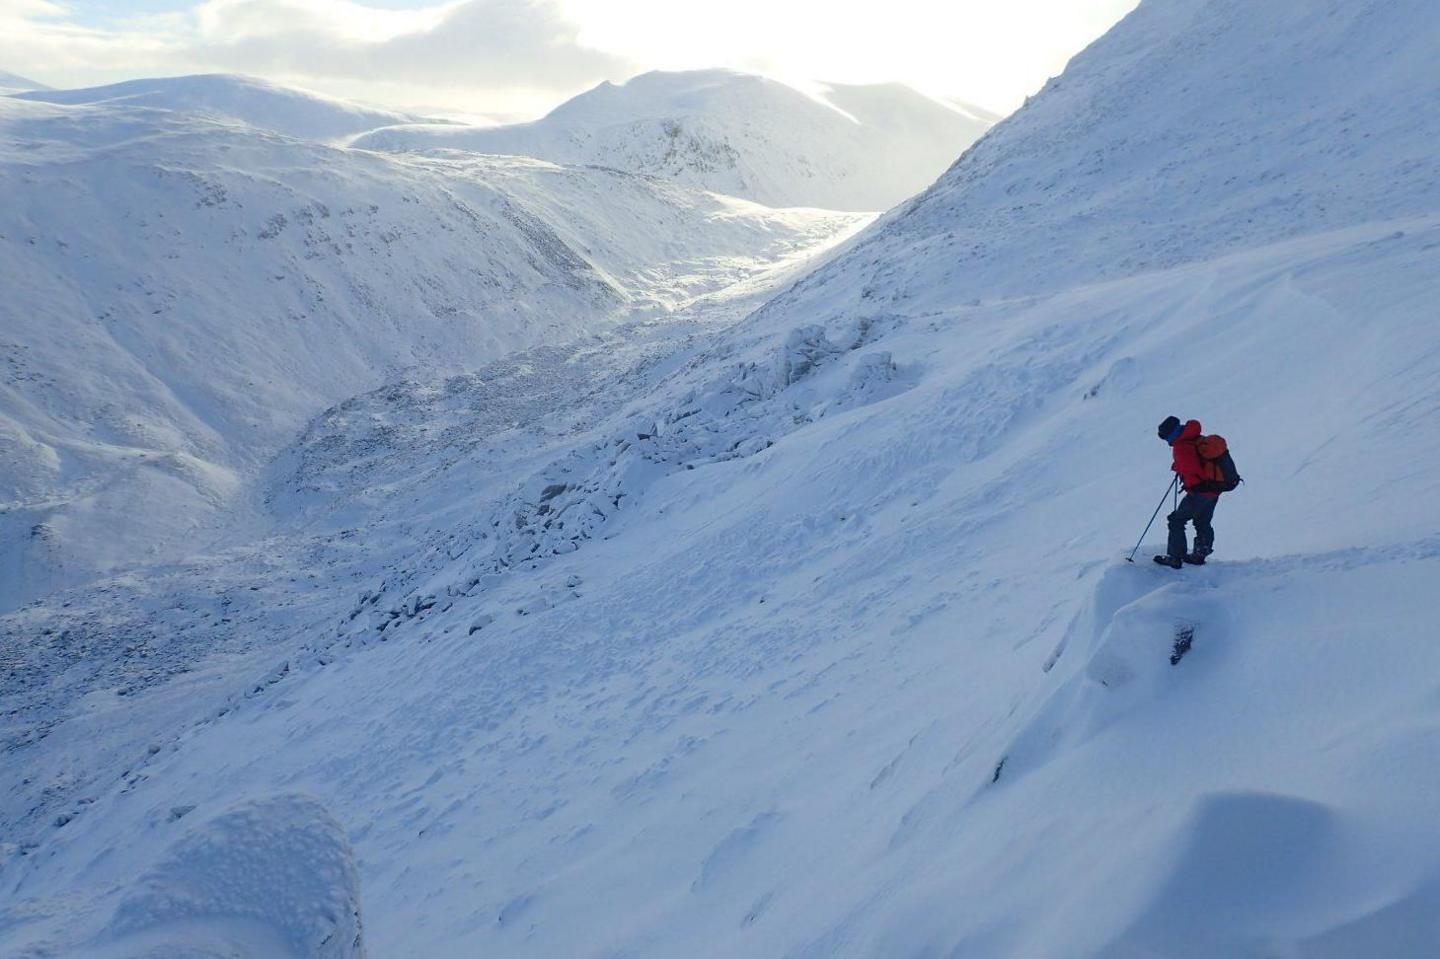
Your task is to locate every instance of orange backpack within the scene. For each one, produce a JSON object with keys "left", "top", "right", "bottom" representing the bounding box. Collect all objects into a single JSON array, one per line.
[{"left": 1194, "top": 434, "right": 1241, "bottom": 492}]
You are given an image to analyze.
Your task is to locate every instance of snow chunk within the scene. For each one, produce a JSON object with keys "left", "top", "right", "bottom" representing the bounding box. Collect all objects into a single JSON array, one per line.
[{"left": 101, "top": 794, "right": 365, "bottom": 958}]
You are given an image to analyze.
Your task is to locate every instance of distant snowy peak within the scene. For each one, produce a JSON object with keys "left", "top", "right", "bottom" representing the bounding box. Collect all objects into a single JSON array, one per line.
[
  {"left": 818, "top": 81, "right": 993, "bottom": 126},
  {"left": 10, "top": 73, "right": 431, "bottom": 141},
  {"left": 814, "top": 80, "right": 999, "bottom": 147},
  {"left": 355, "top": 69, "right": 996, "bottom": 211},
  {"left": 939, "top": 95, "right": 1004, "bottom": 126},
  {"left": 543, "top": 69, "right": 831, "bottom": 124},
  {"left": 0, "top": 69, "right": 48, "bottom": 94}
]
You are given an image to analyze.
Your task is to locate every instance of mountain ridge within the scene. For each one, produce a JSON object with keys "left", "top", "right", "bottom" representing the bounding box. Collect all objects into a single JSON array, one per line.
[
  {"left": 355, "top": 69, "right": 996, "bottom": 210},
  {"left": 0, "top": 69, "right": 47, "bottom": 94},
  {"left": 763, "top": 0, "right": 1440, "bottom": 315},
  {"left": 10, "top": 73, "right": 436, "bottom": 141}
]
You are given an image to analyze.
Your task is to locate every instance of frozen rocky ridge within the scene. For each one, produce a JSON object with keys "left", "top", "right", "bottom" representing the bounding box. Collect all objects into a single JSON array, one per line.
[
  {"left": 354, "top": 69, "right": 997, "bottom": 211},
  {"left": 3, "top": 0, "right": 1440, "bottom": 956}
]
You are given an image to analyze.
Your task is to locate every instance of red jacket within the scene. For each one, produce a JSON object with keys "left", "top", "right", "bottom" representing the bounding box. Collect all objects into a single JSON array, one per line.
[{"left": 1170, "top": 419, "right": 1220, "bottom": 498}]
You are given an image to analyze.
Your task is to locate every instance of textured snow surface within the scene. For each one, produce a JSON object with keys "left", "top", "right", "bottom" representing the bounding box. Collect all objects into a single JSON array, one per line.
[
  {"left": 4, "top": 0, "right": 1440, "bottom": 957},
  {"left": 99, "top": 795, "right": 365, "bottom": 958},
  {"left": 354, "top": 69, "right": 995, "bottom": 211},
  {"left": 9, "top": 74, "right": 426, "bottom": 142}
]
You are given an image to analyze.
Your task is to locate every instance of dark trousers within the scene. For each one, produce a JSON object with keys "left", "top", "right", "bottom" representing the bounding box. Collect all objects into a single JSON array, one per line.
[{"left": 1167, "top": 493, "right": 1218, "bottom": 559}]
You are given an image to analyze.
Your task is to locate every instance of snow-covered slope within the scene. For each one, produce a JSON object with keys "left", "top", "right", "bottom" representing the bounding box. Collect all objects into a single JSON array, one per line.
[
  {"left": 6, "top": 212, "right": 1439, "bottom": 959},
  {"left": 9, "top": 74, "right": 429, "bottom": 141},
  {"left": 5, "top": 0, "right": 1440, "bottom": 956},
  {"left": 0, "top": 96, "right": 865, "bottom": 610},
  {"left": 768, "top": 0, "right": 1440, "bottom": 309},
  {"left": 355, "top": 69, "right": 995, "bottom": 210},
  {"left": 0, "top": 70, "right": 47, "bottom": 95}
]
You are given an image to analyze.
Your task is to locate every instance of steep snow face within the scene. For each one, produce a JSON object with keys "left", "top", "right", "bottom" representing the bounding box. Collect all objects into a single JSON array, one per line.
[
  {"left": 355, "top": 69, "right": 995, "bottom": 210},
  {"left": 0, "top": 97, "right": 866, "bottom": 610},
  {"left": 10, "top": 73, "right": 428, "bottom": 141},
  {"left": 767, "top": 0, "right": 1440, "bottom": 313},
  {"left": 0, "top": 70, "right": 47, "bottom": 95}
]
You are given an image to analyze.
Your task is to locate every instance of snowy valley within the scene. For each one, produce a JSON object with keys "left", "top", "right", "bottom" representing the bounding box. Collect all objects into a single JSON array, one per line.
[
  {"left": 3, "top": 0, "right": 1440, "bottom": 957},
  {"left": 0, "top": 92, "right": 867, "bottom": 611}
]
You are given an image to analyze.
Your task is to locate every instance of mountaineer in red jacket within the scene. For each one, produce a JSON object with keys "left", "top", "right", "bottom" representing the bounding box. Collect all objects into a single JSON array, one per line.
[{"left": 1155, "top": 415, "right": 1222, "bottom": 569}]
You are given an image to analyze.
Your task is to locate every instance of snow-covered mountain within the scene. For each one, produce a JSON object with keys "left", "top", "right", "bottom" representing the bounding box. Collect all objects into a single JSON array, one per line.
[
  {"left": 9, "top": 74, "right": 431, "bottom": 141},
  {"left": 942, "top": 95, "right": 1002, "bottom": 124},
  {"left": 355, "top": 69, "right": 996, "bottom": 210},
  {"left": 0, "top": 70, "right": 47, "bottom": 95},
  {"left": 0, "top": 96, "right": 865, "bottom": 610},
  {"left": 5, "top": 0, "right": 1440, "bottom": 957},
  {"left": 765, "top": 0, "right": 1440, "bottom": 310}
]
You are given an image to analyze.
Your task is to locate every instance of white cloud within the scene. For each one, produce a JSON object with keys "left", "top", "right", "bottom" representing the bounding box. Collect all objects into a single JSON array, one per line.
[
  {"left": 561, "top": 0, "right": 1140, "bottom": 112},
  {"left": 0, "top": 0, "right": 635, "bottom": 115},
  {"left": 0, "top": 0, "right": 1138, "bottom": 117},
  {"left": 193, "top": 0, "right": 454, "bottom": 45},
  {"left": 190, "top": 0, "right": 632, "bottom": 88},
  {"left": 0, "top": 1, "right": 188, "bottom": 80}
]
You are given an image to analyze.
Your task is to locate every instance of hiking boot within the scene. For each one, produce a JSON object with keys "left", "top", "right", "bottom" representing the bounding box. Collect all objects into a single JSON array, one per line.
[
  {"left": 1183, "top": 552, "right": 1207, "bottom": 566},
  {"left": 1153, "top": 554, "right": 1183, "bottom": 569}
]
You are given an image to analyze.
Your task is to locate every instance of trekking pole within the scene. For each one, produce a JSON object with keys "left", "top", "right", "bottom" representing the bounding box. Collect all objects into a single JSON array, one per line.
[{"left": 1126, "top": 475, "right": 1179, "bottom": 563}]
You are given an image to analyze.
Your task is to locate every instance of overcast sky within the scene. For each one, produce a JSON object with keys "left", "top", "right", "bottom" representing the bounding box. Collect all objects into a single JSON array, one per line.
[{"left": 2, "top": 0, "right": 1140, "bottom": 120}]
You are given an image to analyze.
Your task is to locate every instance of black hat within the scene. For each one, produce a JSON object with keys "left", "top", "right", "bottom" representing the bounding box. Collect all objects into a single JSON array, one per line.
[{"left": 1157, "top": 415, "right": 1182, "bottom": 441}]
